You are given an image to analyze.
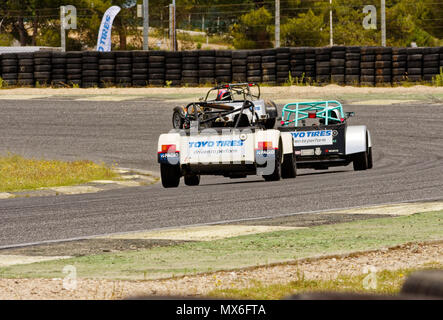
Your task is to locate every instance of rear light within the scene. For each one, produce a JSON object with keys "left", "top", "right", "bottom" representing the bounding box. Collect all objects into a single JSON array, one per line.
[
  {"left": 281, "top": 120, "right": 285, "bottom": 125},
  {"left": 258, "top": 141, "right": 273, "bottom": 150},
  {"left": 161, "top": 144, "right": 176, "bottom": 153},
  {"left": 340, "top": 118, "right": 344, "bottom": 122},
  {"left": 224, "top": 84, "right": 229, "bottom": 88},
  {"left": 308, "top": 112, "right": 316, "bottom": 118}
]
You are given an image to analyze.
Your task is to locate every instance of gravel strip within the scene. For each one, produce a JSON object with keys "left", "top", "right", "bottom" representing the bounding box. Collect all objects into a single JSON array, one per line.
[{"left": 0, "top": 241, "right": 441, "bottom": 300}]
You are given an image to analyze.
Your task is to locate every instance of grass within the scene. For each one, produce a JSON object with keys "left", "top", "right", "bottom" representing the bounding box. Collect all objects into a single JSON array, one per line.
[
  {"left": 0, "top": 211, "right": 441, "bottom": 280},
  {"left": 432, "top": 67, "right": 443, "bottom": 86},
  {"left": 208, "top": 263, "right": 443, "bottom": 299},
  {"left": 0, "top": 154, "right": 117, "bottom": 192}
]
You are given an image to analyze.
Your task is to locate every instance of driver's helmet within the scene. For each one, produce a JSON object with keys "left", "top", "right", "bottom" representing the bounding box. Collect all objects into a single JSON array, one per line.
[{"left": 216, "top": 89, "right": 231, "bottom": 101}]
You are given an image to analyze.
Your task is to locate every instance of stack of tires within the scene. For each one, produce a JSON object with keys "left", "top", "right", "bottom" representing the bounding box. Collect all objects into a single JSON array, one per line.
[
  {"left": 82, "top": 51, "right": 99, "bottom": 88},
  {"left": 392, "top": 48, "right": 407, "bottom": 84},
  {"left": 51, "top": 52, "right": 67, "bottom": 87},
  {"left": 182, "top": 51, "right": 199, "bottom": 86},
  {"left": 406, "top": 48, "right": 423, "bottom": 82},
  {"left": 247, "top": 50, "right": 261, "bottom": 83},
  {"left": 304, "top": 48, "right": 316, "bottom": 83},
  {"left": 375, "top": 47, "right": 392, "bottom": 86},
  {"left": 115, "top": 51, "right": 132, "bottom": 87},
  {"left": 316, "top": 47, "right": 331, "bottom": 84},
  {"left": 199, "top": 50, "right": 215, "bottom": 85},
  {"left": 132, "top": 51, "right": 149, "bottom": 87},
  {"left": 165, "top": 51, "right": 182, "bottom": 86},
  {"left": 330, "top": 46, "right": 346, "bottom": 85},
  {"left": 261, "top": 49, "right": 276, "bottom": 85},
  {"left": 345, "top": 46, "right": 360, "bottom": 85},
  {"left": 99, "top": 52, "right": 115, "bottom": 87},
  {"left": 276, "top": 47, "right": 290, "bottom": 84},
  {"left": 66, "top": 52, "right": 82, "bottom": 87},
  {"left": 360, "top": 47, "right": 376, "bottom": 86},
  {"left": 17, "top": 52, "right": 34, "bottom": 87},
  {"left": 215, "top": 50, "right": 232, "bottom": 84},
  {"left": 33, "top": 51, "right": 52, "bottom": 86},
  {"left": 290, "top": 47, "right": 305, "bottom": 82},
  {"left": 232, "top": 50, "right": 247, "bottom": 83},
  {"left": 422, "top": 47, "right": 440, "bottom": 82},
  {"left": 149, "top": 51, "right": 166, "bottom": 86},
  {"left": 1, "top": 53, "right": 18, "bottom": 86}
]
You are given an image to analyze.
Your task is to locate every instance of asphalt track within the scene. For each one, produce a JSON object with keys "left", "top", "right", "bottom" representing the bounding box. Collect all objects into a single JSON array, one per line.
[{"left": 0, "top": 97, "right": 442, "bottom": 247}]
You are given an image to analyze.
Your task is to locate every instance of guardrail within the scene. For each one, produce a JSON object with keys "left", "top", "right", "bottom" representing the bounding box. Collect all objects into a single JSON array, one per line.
[{"left": 0, "top": 46, "right": 442, "bottom": 87}]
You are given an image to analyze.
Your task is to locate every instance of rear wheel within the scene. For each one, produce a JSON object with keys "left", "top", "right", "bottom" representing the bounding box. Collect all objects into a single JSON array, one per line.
[
  {"left": 281, "top": 152, "right": 297, "bottom": 179},
  {"left": 160, "top": 164, "right": 180, "bottom": 188},
  {"left": 184, "top": 174, "right": 200, "bottom": 186},
  {"left": 264, "top": 100, "right": 277, "bottom": 129},
  {"left": 263, "top": 142, "right": 282, "bottom": 181},
  {"left": 353, "top": 151, "right": 369, "bottom": 171},
  {"left": 367, "top": 147, "right": 373, "bottom": 169}
]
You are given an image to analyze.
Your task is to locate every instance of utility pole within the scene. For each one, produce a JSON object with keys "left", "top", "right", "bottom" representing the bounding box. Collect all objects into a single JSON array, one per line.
[
  {"left": 329, "top": 0, "right": 333, "bottom": 46},
  {"left": 169, "top": 0, "right": 176, "bottom": 51},
  {"left": 202, "top": 15, "right": 204, "bottom": 32},
  {"left": 60, "top": 6, "right": 66, "bottom": 52},
  {"left": 381, "top": 0, "right": 386, "bottom": 46},
  {"left": 143, "top": 0, "right": 149, "bottom": 50},
  {"left": 275, "top": 0, "right": 280, "bottom": 48}
]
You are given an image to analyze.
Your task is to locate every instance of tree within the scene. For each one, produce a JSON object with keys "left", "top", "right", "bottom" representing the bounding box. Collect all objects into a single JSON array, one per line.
[
  {"left": 281, "top": 10, "right": 328, "bottom": 47},
  {"left": 230, "top": 6, "right": 273, "bottom": 49}
]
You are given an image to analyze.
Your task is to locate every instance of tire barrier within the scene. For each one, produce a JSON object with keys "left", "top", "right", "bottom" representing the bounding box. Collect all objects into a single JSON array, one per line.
[{"left": 0, "top": 46, "right": 442, "bottom": 88}]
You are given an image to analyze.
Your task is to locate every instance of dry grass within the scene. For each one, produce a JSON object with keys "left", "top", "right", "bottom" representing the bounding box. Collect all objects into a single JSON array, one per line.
[
  {"left": 208, "top": 263, "right": 443, "bottom": 299},
  {"left": 0, "top": 153, "right": 117, "bottom": 192}
]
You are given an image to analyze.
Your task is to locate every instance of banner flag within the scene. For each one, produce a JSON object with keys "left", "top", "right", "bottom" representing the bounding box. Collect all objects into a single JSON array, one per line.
[{"left": 96, "top": 6, "right": 121, "bottom": 51}]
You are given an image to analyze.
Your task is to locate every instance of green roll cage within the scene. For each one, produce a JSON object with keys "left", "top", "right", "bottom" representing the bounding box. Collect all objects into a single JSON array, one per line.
[{"left": 280, "top": 100, "right": 346, "bottom": 127}]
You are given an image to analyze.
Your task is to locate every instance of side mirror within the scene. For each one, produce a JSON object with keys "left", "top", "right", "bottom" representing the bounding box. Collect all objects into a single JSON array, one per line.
[{"left": 345, "top": 112, "right": 355, "bottom": 118}]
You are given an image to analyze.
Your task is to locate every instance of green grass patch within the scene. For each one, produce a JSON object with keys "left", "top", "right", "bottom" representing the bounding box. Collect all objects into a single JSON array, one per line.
[
  {"left": 208, "top": 262, "right": 443, "bottom": 299},
  {"left": 0, "top": 154, "right": 117, "bottom": 192},
  {"left": 0, "top": 211, "right": 442, "bottom": 280}
]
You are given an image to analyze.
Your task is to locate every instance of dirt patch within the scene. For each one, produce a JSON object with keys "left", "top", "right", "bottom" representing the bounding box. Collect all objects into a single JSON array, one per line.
[
  {"left": 0, "top": 239, "right": 190, "bottom": 257},
  {"left": 0, "top": 241, "right": 441, "bottom": 300},
  {"left": 233, "top": 213, "right": 396, "bottom": 228},
  {"left": 102, "top": 225, "right": 302, "bottom": 242}
]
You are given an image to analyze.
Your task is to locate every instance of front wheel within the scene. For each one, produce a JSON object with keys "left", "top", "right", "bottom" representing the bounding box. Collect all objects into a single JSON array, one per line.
[
  {"left": 160, "top": 163, "right": 180, "bottom": 188},
  {"left": 184, "top": 174, "right": 200, "bottom": 186},
  {"left": 172, "top": 110, "right": 184, "bottom": 129}
]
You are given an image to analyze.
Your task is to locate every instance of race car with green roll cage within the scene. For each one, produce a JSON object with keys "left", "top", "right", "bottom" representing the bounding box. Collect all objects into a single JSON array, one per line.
[
  {"left": 171, "top": 83, "right": 278, "bottom": 130},
  {"left": 278, "top": 100, "right": 373, "bottom": 171},
  {"left": 158, "top": 92, "right": 296, "bottom": 188}
]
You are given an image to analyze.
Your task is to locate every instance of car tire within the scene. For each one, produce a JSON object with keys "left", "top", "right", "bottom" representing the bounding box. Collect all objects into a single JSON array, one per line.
[
  {"left": 172, "top": 110, "right": 184, "bottom": 129},
  {"left": 281, "top": 152, "right": 297, "bottom": 179},
  {"left": 160, "top": 163, "right": 180, "bottom": 188},
  {"left": 367, "top": 147, "right": 373, "bottom": 169},
  {"left": 184, "top": 174, "right": 200, "bottom": 186},
  {"left": 263, "top": 141, "right": 282, "bottom": 181},
  {"left": 353, "top": 151, "right": 369, "bottom": 171}
]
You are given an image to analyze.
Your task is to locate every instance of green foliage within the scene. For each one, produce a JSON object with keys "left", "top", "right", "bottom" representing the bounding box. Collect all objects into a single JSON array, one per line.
[
  {"left": 231, "top": 7, "right": 273, "bottom": 49},
  {"left": 432, "top": 68, "right": 443, "bottom": 87},
  {"left": 0, "top": 33, "right": 13, "bottom": 46},
  {"left": 281, "top": 10, "right": 328, "bottom": 47}
]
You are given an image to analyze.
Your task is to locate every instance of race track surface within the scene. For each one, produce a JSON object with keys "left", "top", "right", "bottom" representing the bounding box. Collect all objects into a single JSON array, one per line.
[{"left": 0, "top": 98, "right": 442, "bottom": 247}]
